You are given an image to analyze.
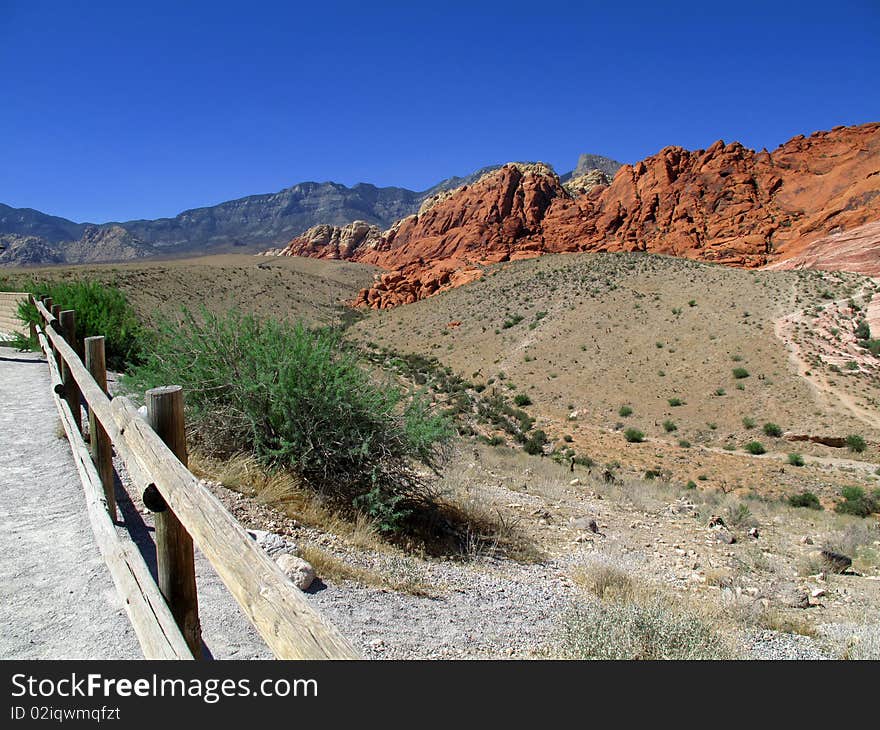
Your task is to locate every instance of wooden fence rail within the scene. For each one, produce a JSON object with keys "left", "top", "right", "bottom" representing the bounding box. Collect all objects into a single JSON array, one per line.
[{"left": 31, "top": 295, "right": 358, "bottom": 660}]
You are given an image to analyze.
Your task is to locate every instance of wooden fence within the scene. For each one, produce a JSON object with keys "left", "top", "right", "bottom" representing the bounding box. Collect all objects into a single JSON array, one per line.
[{"left": 30, "top": 295, "right": 359, "bottom": 660}]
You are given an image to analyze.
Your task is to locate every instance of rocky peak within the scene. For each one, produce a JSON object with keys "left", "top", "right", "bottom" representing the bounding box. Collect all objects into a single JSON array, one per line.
[{"left": 266, "top": 220, "right": 382, "bottom": 260}]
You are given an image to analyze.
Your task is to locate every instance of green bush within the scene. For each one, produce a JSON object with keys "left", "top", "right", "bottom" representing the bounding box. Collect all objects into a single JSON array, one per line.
[
  {"left": 667, "top": 397, "right": 684, "bottom": 407},
  {"left": 846, "top": 434, "right": 867, "bottom": 453},
  {"left": 17, "top": 280, "right": 146, "bottom": 370},
  {"left": 788, "top": 491, "right": 822, "bottom": 510},
  {"left": 523, "top": 429, "right": 548, "bottom": 456},
  {"left": 744, "top": 441, "right": 766, "bottom": 455},
  {"left": 762, "top": 422, "right": 783, "bottom": 438},
  {"left": 513, "top": 393, "right": 532, "bottom": 407},
  {"left": 124, "top": 308, "right": 452, "bottom": 532},
  {"left": 662, "top": 420, "right": 677, "bottom": 433},
  {"left": 618, "top": 405, "right": 633, "bottom": 417},
  {"left": 787, "top": 453, "right": 805, "bottom": 467},
  {"left": 732, "top": 367, "right": 750, "bottom": 379},
  {"left": 624, "top": 428, "right": 645, "bottom": 443},
  {"left": 502, "top": 314, "right": 524, "bottom": 329},
  {"left": 742, "top": 417, "right": 756, "bottom": 429},
  {"left": 834, "top": 486, "right": 879, "bottom": 518}
]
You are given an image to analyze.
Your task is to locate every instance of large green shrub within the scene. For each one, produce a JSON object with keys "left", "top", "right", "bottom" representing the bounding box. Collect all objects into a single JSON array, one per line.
[
  {"left": 125, "top": 308, "right": 453, "bottom": 531},
  {"left": 845, "top": 434, "right": 867, "bottom": 453},
  {"left": 834, "top": 487, "right": 879, "bottom": 518},
  {"left": 624, "top": 428, "right": 645, "bottom": 443},
  {"left": 788, "top": 491, "right": 822, "bottom": 510},
  {"left": 17, "top": 280, "right": 146, "bottom": 370}
]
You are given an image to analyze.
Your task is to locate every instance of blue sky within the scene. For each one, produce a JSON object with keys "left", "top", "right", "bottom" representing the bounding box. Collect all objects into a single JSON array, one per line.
[{"left": 1, "top": 0, "right": 878, "bottom": 222}]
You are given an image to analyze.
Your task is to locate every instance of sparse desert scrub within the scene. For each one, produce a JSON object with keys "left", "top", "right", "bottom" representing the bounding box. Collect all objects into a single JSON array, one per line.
[
  {"left": 825, "top": 517, "right": 880, "bottom": 570},
  {"left": 570, "top": 553, "right": 635, "bottom": 600},
  {"left": 298, "top": 544, "right": 435, "bottom": 597},
  {"left": 762, "top": 422, "right": 783, "bottom": 437},
  {"left": 845, "top": 434, "right": 867, "bottom": 453},
  {"left": 126, "top": 307, "right": 453, "bottom": 532},
  {"left": 834, "top": 486, "right": 879, "bottom": 518},
  {"left": 744, "top": 441, "right": 766, "bottom": 455},
  {"left": 624, "top": 427, "right": 645, "bottom": 443},
  {"left": 788, "top": 490, "right": 822, "bottom": 509},
  {"left": 555, "top": 596, "right": 734, "bottom": 660}
]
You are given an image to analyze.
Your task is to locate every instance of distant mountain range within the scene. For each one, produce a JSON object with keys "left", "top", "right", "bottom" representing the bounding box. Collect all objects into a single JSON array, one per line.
[{"left": 0, "top": 155, "right": 622, "bottom": 266}]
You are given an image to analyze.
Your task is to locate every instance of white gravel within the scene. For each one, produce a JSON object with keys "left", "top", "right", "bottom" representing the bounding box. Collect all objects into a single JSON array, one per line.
[{"left": 0, "top": 349, "right": 140, "bottom": 659}]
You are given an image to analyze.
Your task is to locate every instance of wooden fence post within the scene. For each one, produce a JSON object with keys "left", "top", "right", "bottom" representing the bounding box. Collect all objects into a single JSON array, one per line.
[
  {"left": 58, "top": 309, "right": 82, "bottom": 435},
  {"left": 85, "top": 336, "right": 116, "bottom": 522},
  {"left": 146, "top": 386, "right": 202, "bottom": 658},
  {"left": 27, "top": 294, "right": 37, "bottom": 342},
  {"left": 50, "top": 303, "right": 62, "bottom": 373}
]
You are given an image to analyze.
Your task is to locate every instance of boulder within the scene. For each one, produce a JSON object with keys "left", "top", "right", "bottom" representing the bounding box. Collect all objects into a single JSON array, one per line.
[{"left": 275, "top": 553, "right": 316, "bottom": 591}]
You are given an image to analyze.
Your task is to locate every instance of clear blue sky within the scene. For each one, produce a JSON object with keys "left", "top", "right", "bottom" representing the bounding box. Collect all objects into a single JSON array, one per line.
[{"left": 1, "top": 0, "right": 878, "bottom": 223}]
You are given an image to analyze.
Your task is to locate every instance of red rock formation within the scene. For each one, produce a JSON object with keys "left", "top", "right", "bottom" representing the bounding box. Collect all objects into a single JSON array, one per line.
[
  {"left": 764, "top": 221, "right": 880, "bottom": 277},
  {"left": 267, "top": 123, "right": 880, "bottom": 308},
  {"left": 265, "top": 220, "right": 382, "bottom": 259}
]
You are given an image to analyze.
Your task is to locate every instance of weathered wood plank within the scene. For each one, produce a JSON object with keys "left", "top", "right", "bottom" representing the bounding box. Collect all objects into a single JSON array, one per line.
[
  {"left": 109, "top": 396, "right": 360, "bottom": 659},
  {"left": 37, "top": 330, "right": 193, "bottom": 660},
  {"left": 145, "top": 386, "right": 203, "bottom": 658},
  {"left": 84, "top": 336, "right": 116, "bottom": 521}
]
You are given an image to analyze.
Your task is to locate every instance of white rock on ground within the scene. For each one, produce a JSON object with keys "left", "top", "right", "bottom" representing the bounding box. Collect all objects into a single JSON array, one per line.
[{"left": 275, "top": 553, "right": 316, "bottom": 590}]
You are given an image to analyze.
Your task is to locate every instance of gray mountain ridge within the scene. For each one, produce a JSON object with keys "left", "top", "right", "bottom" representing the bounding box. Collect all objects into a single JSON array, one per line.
[{"left": 0, "top": 154, "right": 622, "bottom": 266}]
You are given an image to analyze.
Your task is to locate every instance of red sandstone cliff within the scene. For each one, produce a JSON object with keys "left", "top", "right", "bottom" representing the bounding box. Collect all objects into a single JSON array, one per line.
[{"left": 268, "top": 123, "right": 880, "bottom": 308}]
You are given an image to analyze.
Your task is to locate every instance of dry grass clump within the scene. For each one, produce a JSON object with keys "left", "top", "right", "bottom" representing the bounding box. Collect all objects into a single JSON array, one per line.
[
  {"left": 404, "top": 494, "right": 543, "bottom": 563},
  {"left": 753, "top": 608, "right": 818, "bottom": 638},
  {"left": 190, "top": 451, "right": 384, "bottom": 550},
  {"left": 570, "top": 553, "right": 635, "bottom": 600},
  {"left": 562, "top": 552, "right": 736, "bottom": 659},
  {"left": 838, "top": 621, "right": 880, "bottom": 660},
  {"left": 298, "top": 545, "right": 436, "bottom": 597},
  {"left": 190, "top": 450, "right": 540, "bottom": 562},
  {"left": 556, "top": 596, "right": 734, "bottom": 660},
  {"left": 825, "top": 518, "right": 880, "bottom": 573}
]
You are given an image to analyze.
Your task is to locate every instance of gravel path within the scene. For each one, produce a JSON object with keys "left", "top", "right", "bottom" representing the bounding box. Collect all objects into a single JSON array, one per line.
[{"left": 0, "top": 349, "right": 140, "bottom": 659}]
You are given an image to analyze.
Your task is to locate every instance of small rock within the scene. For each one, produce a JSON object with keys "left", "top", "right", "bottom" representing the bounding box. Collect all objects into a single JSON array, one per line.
[
  {"left": 569, "top": 478, "right": 580, "bottom": 486},
  {"left": 748, "top": 527, "right": 760, "bottom": 540},
  {"left": 811, "top": 588, "right": 826, "bottom": 598},
  {"left": 800, "top": 536, "right": 814, "bottom": 545},
  {"left": 707, "top": 515, "right": 726, "bottom": 528},
  {"left": 246, "top": 529, "right": 291, "bottom": 556},
  {"left": 275, "top": 553, "right": 316, "bottom": 590}
]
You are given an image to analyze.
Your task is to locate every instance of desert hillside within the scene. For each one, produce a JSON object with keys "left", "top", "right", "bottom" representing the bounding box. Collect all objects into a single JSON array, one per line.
[
  {"left": 1, "top": 254, "right": 378, "bottom": 329},
  {"left": 349, "top": 252, "right": 880, "bottom": 500}
]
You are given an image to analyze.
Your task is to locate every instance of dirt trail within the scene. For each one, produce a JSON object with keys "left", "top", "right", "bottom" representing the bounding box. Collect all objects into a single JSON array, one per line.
[
  {"left": 0, "top": 349, "right": 141, "bottom": 658},
  {"left": 774, "top": 280, "right": 880, "bottom": 431}
]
